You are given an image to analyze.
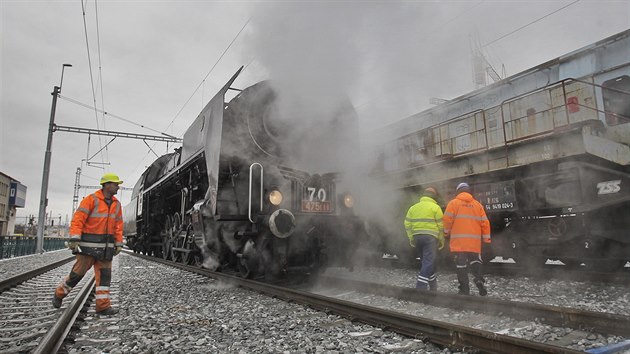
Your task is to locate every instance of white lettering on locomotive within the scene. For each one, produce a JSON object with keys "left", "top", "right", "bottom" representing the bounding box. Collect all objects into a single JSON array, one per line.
[
  {"left": 596, "top": 180, "right": 621, "bottom": 195},
  {"left": 306, "top": 187, "right": 327, "bottom": 201}
]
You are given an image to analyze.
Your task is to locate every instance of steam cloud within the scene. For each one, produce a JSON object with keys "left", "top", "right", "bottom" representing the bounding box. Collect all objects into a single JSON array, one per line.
[{"left": 239, "top": 2, "right": 459, "bottom": 257}]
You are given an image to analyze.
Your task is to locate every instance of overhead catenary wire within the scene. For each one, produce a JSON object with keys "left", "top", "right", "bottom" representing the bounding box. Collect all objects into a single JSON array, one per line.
[
  {"left": 87, "top": 137, "right": 116, "bottom": 162},
  {"left": 81, "top": 0, "right": 106, "bottom": 165},
  {"left": 164, "top": 17, "right": 251, "bottom": 133},
  {"left": 94, "top": 0, "right": 109, "bottom": 162},
  {"left": 481, "top": 0, "right": 581, "bottom": 48},
  {"left": 58, "top": 95, "right": 177, "bottom": 137},
  {"left": 125, "top": 17, "right": 252, "bottom": 181},
  {"left": 143, "top": 140, "right": 159, "bottom": 158}
]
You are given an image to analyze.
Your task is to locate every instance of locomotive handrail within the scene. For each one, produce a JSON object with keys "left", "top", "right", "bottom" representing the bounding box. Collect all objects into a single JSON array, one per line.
[
  {"left": 383, "top": 74, "right": 630, "bottom": 173},
  {"left": 499, "top": 77, "right": 630, "bottom": 145},
  {"left": 498, "top": 78, "right": 589, "bottom": 146},
  {"left": 248, "top": 163, "right": 264, "bottom": 223},
  {"left": 394, "top": 109, "right": 488, "bottom": 167}
]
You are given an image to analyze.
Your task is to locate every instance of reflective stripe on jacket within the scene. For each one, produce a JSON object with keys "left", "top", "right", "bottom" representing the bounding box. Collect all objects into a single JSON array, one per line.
[
  {"left": 443, "top": 192, "right": 491, "bottom": 253},
  {"left": 70, "top": 190, "right": 123, "bottom": 259},
  {"left": 404, "top": 196, "right": 444, "bottom": 242}
]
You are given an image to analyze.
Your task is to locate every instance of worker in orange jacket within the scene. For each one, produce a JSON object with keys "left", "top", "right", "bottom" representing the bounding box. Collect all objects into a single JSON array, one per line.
[
  {"left": 52, "top": 173, "right": 124, "bottom": 315},
  {"left": 443, "top": 182, "right": 491, "bottom": 296}
]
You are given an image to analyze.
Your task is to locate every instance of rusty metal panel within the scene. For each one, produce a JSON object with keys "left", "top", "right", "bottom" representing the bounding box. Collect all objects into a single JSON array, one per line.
[
  {"left": 443, "top": 111, "right": 487, "bottom": 154},
  {"left": 439, "top": 125, "right": 451, "bottom": 155},
  {"left": 383, "top": 125, "right": 447, "bottom": 172},
  {"left": 485, "top": 106, "right": 505, "bottom": 148},
  {"left": 550, "top": 81, "right": 598, "bottom": 127},
  {"left": 565, "top": 80, "right": 598, "bottom": 124},
  {"left": 504, "top": 90, "right": 555, "bottom": 141}
]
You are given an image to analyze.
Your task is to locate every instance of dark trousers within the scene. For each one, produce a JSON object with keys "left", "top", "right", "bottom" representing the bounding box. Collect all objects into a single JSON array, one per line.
[
  {"left": 453, "top": 252, "right": 484, "bottom": 294},
  {"left": 414, "top": 234, "right": 438, "bottom": 290}
]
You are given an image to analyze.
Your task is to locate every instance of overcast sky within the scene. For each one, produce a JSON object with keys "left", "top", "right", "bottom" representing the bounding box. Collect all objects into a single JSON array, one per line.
[{"left": 1, "top": 0, "right": 628, "bottom": 224}]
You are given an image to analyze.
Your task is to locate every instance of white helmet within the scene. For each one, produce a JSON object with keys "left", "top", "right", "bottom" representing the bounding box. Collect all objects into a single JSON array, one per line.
[{"left": 456, "top": 182, "right": 470, "bottom": 192}]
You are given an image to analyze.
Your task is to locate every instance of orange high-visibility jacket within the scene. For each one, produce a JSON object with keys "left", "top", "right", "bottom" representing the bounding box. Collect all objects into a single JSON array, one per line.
[
  {"left": 70, "top": 189, "right": 123, "bottom": 258},
  {"left": 443, "top": 192, "right": 491, "bottom": 253}
]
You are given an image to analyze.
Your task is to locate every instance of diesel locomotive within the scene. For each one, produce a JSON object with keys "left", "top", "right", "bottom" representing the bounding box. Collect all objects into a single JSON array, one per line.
[
  {"left": 123, "top": 68, "right": 368, "bottom": 278},
  {"left": 372, "top": 30, "right": 630, "bottom": 271}
]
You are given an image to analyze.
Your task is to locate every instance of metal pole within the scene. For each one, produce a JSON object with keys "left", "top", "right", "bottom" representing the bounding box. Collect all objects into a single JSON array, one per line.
[
  {"left": 36, "top": 63, "right": 71, "bottom": 253},
  {"left": 36, "top": 85, "right": 60, "bottom": 253}
]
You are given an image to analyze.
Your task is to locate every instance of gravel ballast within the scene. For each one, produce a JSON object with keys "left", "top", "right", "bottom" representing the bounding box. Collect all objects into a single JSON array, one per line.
[
  {"left": 3, "top": 251, "right": 629, "bottom": 353},
  {"left": 67, "top": 254, "right": 445, "bottom": 353}
]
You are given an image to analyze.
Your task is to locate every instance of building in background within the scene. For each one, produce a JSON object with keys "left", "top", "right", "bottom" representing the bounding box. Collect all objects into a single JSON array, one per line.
[{"left": 0, "top": 171, "right": 27, "bottom": 235}]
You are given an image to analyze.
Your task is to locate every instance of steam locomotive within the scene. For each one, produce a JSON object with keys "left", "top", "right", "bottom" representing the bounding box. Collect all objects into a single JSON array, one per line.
[
  {"left": 123, "top": 68, "right": 368, "bottom": 278},
  {"left": 372, "top": 30, "right": 630, "bottom": 271}
]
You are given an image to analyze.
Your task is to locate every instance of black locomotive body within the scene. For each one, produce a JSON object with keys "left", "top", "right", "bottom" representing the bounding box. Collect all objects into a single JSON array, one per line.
[
  {"left": 373, "top": 30, "right": 630, "bottom": 271},
  {"left": 123, "top": 68, "right": 367, "bottom": 277}
]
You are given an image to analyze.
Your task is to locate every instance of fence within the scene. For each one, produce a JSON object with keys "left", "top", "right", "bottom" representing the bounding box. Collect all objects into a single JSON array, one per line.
[{"left": 0, "top": 236, "right": 66, "bottom": 259}]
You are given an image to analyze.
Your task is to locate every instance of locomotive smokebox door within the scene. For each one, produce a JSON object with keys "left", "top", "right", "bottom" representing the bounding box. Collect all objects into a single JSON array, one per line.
[{"left": 268, "top": 209, "right": 296, "bottom": 238}]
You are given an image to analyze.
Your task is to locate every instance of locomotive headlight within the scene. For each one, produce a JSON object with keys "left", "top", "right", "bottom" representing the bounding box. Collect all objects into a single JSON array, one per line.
[
  {"left": 269, "top": 190, "right": 283, "bottom": 206},
  {"left": 343, "top": 193, "right": 354, "bottom": 208}
]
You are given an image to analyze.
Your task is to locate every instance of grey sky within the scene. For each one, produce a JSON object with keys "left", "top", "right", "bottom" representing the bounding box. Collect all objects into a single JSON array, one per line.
[{"left": 1, "top": 0, "right": 628, "bottom": 223}]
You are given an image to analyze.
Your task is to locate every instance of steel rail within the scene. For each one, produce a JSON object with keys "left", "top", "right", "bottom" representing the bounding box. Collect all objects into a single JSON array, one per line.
[
  {"left": 129, "top": 252, "right": 581, "bottom": 354},
  {"left": 383, "top": 259, "right": 630, "bottom": 284},
  {"left": 482, "top": 262, "right": 630, "bottom": 284},
  {"left": 0, "top": 255, "right": 75, "bottom": 292},
  {"left": 314, "top": 275, "right": 630, "bottom": 338},
  {"left": 33, "top": 275, "right": 95, "bottom": 354}
]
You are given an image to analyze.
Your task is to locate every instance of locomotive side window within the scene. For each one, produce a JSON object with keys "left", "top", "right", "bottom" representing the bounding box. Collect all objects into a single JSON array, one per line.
[{"left": 602, "top": 75, "right": 630, "bottom": 126}]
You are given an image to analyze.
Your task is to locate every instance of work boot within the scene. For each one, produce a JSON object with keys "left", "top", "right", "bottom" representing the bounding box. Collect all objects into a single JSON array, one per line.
[
  {"left": 477, "top": 285, "right": 488, "bottom": 296},
  {"left": 52, "top": 295, "right": 62, "bottom": 309},
  {"left": 475, "top": 279, "right": 487, "bottom": 296},
  {"left": 415, "top": 282, "right": 428, "bottom": 290},
  {"left": 457, "top": 285, "right": 470, "bottom": 295},
  {"left": 96, "top": 307, "right": 119, "bottom": 316}
]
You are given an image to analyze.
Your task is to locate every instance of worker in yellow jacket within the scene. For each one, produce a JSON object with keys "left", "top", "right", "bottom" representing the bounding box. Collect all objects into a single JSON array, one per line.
[{"left": 404, "top": 187, "right": 445, "bottom": 291}]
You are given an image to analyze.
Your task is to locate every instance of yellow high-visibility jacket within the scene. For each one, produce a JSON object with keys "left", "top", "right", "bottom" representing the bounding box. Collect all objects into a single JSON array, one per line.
[{"left": 404, "top": 196, "right": 444, "bottom": 245}]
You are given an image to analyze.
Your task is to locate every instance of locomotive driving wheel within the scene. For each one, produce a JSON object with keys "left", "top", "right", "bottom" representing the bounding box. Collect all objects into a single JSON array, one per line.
[
  {"left": 181, "top": 248, "right": 192, "bottom": 264},
  {"left": 170, "top": 213, "right": 182, "bottom": 262},
  {"left": 161, "top": 215, "right": 173, "bottom": 261},
  {"left": 188, "top": 252, "right": 203, "bottom": 267},
  {"left": 179, "top": 222, "right": 196, "bottom": 265}
]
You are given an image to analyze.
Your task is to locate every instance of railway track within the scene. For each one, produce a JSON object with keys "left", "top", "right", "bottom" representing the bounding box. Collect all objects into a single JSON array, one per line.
[
  {"left": 0, "top": 256, "right": 75, "bottom": 292},
  {"left": 0, "top": 256, "right": 94, "bottom": 353},
  {"left": 381, "top": 258, "right": 630, "bottom": 285},
  {"left": 130, "top": 252, "right": 622, "bottom": 353},
  {"left": 481, "top": 262, "right": 629, "bottom": 284},
  {"left": 309, "top": 275, "right": 630, "bottom": 338}
]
